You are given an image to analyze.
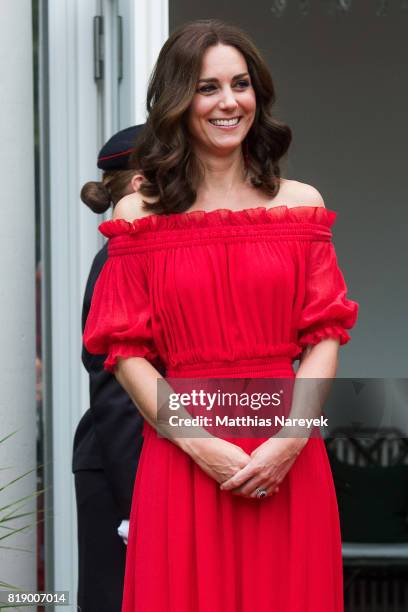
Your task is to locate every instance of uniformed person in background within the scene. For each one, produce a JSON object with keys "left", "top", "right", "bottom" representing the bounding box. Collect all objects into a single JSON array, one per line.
[{"left": 72, "top": 125, "right": 165, "bottom": 612}]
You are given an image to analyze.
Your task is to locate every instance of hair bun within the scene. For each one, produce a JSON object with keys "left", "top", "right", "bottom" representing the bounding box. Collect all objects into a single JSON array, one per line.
[{"left": 80, "top": 181, "right": 111, "bottom": 214}]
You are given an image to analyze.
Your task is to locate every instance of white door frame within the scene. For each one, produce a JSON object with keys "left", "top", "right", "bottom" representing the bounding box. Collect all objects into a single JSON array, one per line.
[{"left": 119, "top": 0, "right": 169, "bottom": 123}]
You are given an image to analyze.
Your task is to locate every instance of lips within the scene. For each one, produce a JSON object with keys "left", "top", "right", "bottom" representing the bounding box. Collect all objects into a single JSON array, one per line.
[{"left": 208, "top": 117, "right": 242, "bottom": 127}]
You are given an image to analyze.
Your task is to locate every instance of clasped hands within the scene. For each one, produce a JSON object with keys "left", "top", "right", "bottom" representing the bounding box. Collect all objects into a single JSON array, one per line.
[{"left": 185, "top": 436, "right": 307, "bottom": 500}]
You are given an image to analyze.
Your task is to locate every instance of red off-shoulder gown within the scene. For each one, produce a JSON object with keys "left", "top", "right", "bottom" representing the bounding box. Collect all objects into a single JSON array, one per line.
[{"left": 83, "top": 205, "right": 358, "bottom": 612}]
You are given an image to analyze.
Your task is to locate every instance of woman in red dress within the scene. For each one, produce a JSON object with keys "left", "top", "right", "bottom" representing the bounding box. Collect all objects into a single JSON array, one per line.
[{"left": 83, "top": 20, "right": 358, "bottom": 612}]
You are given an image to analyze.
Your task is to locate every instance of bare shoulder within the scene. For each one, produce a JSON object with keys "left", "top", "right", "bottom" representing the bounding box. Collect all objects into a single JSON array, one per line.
[
  {"left": 112, "top": 192, "right": 156, "bottom": 222},
  {"left": 279, "top": 179, "right": 325, "bottom": 208}
]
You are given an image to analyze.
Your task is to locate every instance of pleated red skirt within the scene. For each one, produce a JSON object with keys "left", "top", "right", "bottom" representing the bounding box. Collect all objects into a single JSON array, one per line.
[{"left": 121, "top": 359, "right": 344, "bottom": 612}]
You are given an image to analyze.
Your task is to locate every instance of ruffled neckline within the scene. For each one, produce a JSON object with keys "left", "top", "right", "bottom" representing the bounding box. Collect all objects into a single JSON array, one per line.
[{"left": 99, "top": 205, "right": 336, "bottom": 238}]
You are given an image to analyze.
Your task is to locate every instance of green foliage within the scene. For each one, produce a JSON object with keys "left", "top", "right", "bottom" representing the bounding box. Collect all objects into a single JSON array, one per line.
[{"left": 0, "top": 431, "right": 43, "bottom": 607}]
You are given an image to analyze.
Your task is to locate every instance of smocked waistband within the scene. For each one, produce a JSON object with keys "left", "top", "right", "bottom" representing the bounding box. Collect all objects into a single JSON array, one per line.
[{"left": 166, "top": 356, "right": 295, "bottom": 379}]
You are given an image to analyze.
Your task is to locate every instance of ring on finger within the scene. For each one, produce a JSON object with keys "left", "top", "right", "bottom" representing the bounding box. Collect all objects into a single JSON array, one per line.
[{"left": 255, "top": 487, "right": 267, "bottom": 499}]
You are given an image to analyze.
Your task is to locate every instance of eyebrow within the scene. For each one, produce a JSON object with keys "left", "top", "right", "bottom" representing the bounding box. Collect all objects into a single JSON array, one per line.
[{"left": 197, "top": 72, "right": 250, "bottom": 84}]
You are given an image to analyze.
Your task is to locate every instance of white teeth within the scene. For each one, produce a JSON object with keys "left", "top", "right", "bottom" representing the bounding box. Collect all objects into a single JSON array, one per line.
[{"left": 209, "top": 117, "right": 240, "bottom": 127}]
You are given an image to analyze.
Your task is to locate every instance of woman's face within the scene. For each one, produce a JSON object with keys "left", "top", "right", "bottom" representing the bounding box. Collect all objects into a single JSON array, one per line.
[{"left": 187, "top": 44, "right": 256, "bottom": 156}]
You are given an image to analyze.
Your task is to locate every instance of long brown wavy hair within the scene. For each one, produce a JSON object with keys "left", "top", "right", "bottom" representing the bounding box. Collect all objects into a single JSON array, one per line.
[{"left": 130, "top": 19, "right": 292, "bottom": 215}]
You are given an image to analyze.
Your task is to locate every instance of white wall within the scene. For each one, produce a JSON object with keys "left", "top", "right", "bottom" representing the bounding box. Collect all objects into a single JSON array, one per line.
[{"left": 0, "top": 0, "right": 37, "bottom": 592}]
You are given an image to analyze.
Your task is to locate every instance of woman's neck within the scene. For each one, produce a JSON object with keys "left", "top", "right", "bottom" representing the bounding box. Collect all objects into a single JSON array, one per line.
[{"left": 194, "top": 147, "right": 249, "bottom": 205}]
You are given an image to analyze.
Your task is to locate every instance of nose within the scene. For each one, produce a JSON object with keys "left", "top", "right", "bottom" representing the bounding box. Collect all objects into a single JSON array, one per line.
[{"left": 218, "top": 86, "right": 239, "bottom": 112}]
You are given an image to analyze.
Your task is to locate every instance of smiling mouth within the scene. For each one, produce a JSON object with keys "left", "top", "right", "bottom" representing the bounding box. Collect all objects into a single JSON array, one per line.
[{"left": 208, "top": 117, "right": 242, "bottom": 127}]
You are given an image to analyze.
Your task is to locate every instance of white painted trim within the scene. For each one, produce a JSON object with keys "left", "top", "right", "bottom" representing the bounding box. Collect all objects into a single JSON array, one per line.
[
  {"left": 102, "top": 0, "right": 120, "bottom": 137},
  {"left": 126, "top": 0, "right": 169, "bottom": 123},
  {"left": 47, "top": 0, "right": 101, "bottom": 603}
]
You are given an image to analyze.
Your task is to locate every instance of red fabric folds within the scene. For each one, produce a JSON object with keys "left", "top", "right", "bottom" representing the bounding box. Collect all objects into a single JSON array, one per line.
[
  {"left": 98, "top": 203, "right": 337, "bottom": 236},
  {"left": 84, "top": 205, "right": 358, "bottom": 374},
  {"left": 83, "top": 252, "right": 160, "bottom": 373},
  {"left": 297, "top": 238, "right": 358, "bottom": 349},
  {"left": 82, "top": 204, "right": 358, "bottom": 612}
]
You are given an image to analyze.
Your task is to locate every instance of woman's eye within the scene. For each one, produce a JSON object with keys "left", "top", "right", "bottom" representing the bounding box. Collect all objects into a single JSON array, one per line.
[
  {"left": 197, "top": 84, "right": 216, "bottom": 94},
  {"left": 235, "top": 80, "right": 250, "bottom": 89},
  {"left": 196, "top": 80, "right": 250, "bottom": 94}
]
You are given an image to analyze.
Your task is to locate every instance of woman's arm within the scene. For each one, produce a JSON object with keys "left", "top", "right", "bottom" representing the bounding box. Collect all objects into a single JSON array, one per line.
[
  {"left": 114, "top": 356, "right": 252, "bottom": 485},
  {"left": 219, "top": 337, "right": 339, "bottom": 498},
  {"left": 109, "top": 196, "right": 252, "bottom": 487},
  {"left": 276, "top": 336, "right": 339, "bottom": 440},
  {"left": 220, "top": 187, "right": 358, "bottom": 499}
]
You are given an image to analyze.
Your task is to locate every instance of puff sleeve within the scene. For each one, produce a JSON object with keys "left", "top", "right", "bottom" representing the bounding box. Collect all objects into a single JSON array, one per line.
[
  {"left": 83, "top": 241, "right": 159, "bottom": 374},
  {"left": 297, "top": 237, "right": 359, "bottom": 349}
]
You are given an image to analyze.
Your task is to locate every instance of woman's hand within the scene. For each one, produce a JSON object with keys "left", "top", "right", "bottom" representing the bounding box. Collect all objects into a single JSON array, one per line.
[
  {"left": 218, "top": 339, "right": 339, "bottom": 499},
  {"left": 181, "top": 437, "right": 252, "bottom": 485},
  {"left": 219, "top": 437, "right": 307, "bottom": 498}
]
